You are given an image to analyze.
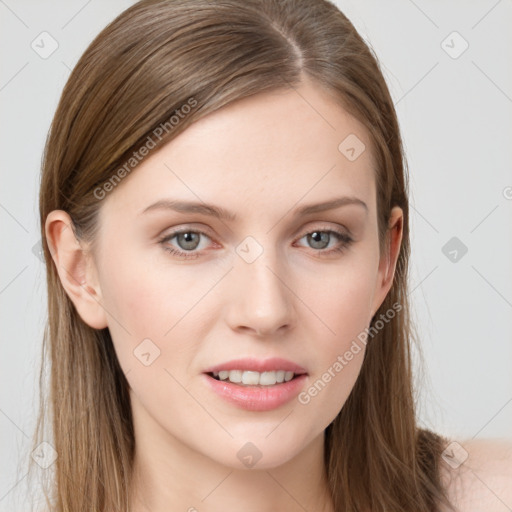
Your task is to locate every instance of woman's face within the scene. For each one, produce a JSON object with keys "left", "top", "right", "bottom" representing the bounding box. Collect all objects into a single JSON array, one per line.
[{"left": 76, "top": 79, "right": 401, "bottom": 469}]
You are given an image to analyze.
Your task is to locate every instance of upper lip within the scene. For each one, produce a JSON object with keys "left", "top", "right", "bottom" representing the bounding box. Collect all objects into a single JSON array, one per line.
[{"left": 203, "top": 357, "right": 308, "bottom": 375}]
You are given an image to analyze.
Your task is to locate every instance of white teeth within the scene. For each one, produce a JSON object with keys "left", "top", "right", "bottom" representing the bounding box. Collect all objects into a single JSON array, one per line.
[
  {"left": 229, "top": 369, "right": 242, "bottom": 383},
  {"left": 241, "top": 371, "right": 260, "bottom": 385},
  {"left": 213, "top": 370, "right": 299, "bottom": 386},
  {"left": 284, "top": 371, "right": 294, "bottom": 382},
  {"left": 259, "top": 371, "right": 277, "bottom": 386}
]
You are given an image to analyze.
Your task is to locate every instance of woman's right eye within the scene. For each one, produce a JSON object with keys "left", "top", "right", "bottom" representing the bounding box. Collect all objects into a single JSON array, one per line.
[{"left": 158, "top": 230, "right": 212, "bottom": 259}]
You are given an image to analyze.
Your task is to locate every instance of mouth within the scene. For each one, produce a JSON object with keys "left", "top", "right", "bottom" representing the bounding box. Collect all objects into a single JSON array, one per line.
[
  {"left": 202, "top": 357, "right": 308, "bottom": 410},
  {"left": 206, "top": 369, "right": 306, "bottom": 387}
]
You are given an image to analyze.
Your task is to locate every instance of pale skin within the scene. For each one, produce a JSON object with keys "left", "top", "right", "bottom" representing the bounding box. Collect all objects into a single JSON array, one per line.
[{"left": 46, "top": 79, "right": 511, "bottom": 511}]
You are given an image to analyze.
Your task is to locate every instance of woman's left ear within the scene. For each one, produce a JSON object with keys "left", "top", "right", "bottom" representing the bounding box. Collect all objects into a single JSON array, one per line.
[{"left": 371, "top": 206, "right": 404, "bottom": 317}]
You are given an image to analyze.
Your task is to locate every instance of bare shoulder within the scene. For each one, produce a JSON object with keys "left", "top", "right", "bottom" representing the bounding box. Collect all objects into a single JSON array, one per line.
[{"left": 439, "top": 437, "right": 512, "bottom": 512}]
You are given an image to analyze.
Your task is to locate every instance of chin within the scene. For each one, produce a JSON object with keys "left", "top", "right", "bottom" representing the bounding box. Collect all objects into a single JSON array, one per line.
[{"left": 205, "top": 433, "right": 309, "bottom": 471}]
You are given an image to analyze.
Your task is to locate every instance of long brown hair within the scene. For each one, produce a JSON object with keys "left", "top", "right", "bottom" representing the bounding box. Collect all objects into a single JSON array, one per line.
[{"left": 30, "top": 0, "right": 455, "bottom": 510}]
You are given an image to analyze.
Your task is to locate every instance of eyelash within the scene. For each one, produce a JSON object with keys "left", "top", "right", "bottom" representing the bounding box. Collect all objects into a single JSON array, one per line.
[{"left": 157, "top": 227, "right": 354, "bottom": 260}]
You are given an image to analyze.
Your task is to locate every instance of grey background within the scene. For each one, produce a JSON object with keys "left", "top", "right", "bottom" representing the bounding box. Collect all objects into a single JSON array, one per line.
[{"left": 1, "top": 0, "right": 511, "bottom": 510}]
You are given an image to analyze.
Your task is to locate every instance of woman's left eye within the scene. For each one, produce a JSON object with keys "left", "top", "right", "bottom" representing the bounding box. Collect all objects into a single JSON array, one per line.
[
  {"left": 295, "top": 229, "right": 353, "bottom": 255},
  {"left": 158, "top": 227, "right": 353, "bottom": 260}
]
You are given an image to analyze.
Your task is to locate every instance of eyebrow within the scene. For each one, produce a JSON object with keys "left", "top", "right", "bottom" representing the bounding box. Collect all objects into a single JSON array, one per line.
[{"left": 140, "top": 196, "right": 368, "bottom": 221}]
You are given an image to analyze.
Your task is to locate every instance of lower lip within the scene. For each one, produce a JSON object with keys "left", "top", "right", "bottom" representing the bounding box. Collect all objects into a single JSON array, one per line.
[{"left": 202, "top": 373, "right": 308, "bottom": 411}]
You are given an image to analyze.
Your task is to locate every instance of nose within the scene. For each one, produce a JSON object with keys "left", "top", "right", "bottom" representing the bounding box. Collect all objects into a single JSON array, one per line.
[{"left": 225, "top": 248, "right": 296, "bottom": 337}]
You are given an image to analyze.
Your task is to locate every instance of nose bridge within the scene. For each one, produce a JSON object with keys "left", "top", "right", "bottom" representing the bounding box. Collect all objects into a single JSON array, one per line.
[{"left": 227, "top": 234, "right": 295, "bottom": 334}]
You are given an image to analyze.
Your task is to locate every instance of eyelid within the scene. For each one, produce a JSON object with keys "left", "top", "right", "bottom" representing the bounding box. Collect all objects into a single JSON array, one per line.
[
  {"left": 157, "top": 223, "right": 216, "bottom": 241},
  {"left": 298, "top": 222, "right": 352, "bottom": 238}
]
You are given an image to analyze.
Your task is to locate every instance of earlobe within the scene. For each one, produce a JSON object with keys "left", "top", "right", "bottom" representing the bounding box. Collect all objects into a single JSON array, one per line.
[{"left": 45, "top": 210, "right": 108, "bottom": 329}]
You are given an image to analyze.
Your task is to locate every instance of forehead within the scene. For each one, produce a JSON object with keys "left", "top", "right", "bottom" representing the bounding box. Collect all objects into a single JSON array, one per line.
[{"left": 101, "top": 79, "right": 376, "bottom": 222}]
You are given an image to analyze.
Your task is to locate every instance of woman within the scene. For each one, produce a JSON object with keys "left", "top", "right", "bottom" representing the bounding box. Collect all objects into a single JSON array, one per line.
[{"left": 32, "top": 0, "right": 511, "bottom": 510}]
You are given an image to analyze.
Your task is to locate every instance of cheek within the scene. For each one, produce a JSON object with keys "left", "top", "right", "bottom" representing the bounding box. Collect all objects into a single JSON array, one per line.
[
  {"left": 95, "top": 245, "right": 167, "bottom": 369},
  {"left": 97, "top": 245, "right": 222, "bottom": 374},
  {"left": 297, "top": 278, "right": 369, "bottom": 422},
  {"left": 99, "top": 242, "right": 187, "bottom": 329},
  {"left": 298, "top": 256, "right": 377, "bottom": 346},
  {"left": 293, "top": 254, "right": 377, "bottom": 413}
]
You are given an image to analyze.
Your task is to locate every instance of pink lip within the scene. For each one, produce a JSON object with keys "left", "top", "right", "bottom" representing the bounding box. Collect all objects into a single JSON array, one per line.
[
  {"left": 202, "top": 373, "right": 308, "bottom": 412},
  {"left": 203, "top": 357, "right": 307, "bottom": 374}
]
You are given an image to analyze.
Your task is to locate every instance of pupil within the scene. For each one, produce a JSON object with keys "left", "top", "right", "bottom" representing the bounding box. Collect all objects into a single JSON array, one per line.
[
  {"left": 309, "top": 231, "right": 328, "bottom": 249},
  {"left": 178, "top": 232, "right": 199, "bottom": 250}
]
